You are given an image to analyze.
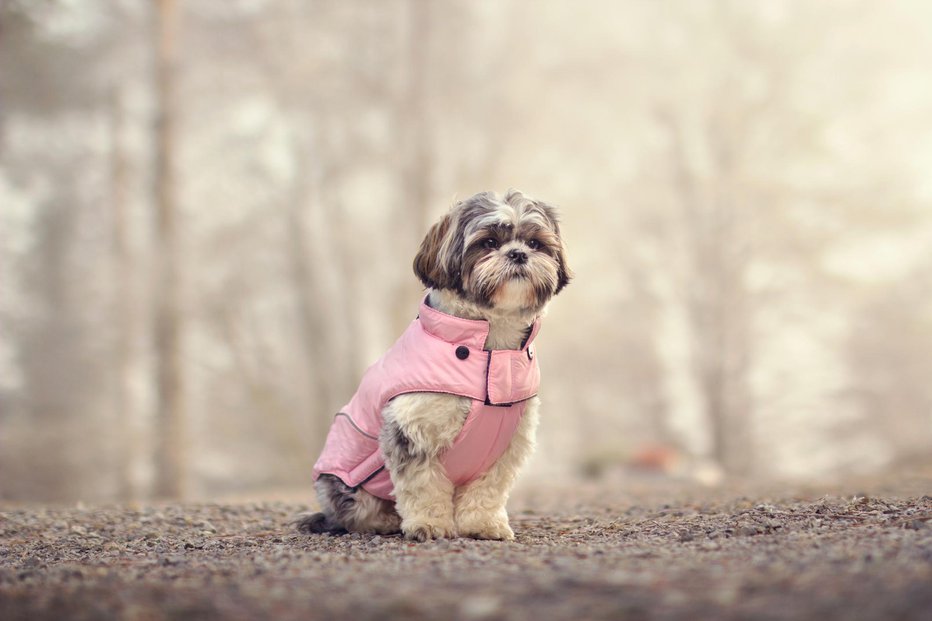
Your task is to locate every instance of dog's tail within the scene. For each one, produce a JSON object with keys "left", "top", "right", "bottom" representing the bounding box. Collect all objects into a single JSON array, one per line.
[{"left": 294, "top": 512, "right": 347, "bottom": 535}]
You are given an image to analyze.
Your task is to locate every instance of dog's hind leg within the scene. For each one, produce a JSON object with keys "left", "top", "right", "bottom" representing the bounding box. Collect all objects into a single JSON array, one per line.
[
  {"left": 296, "top": 474, "right": 400, "bottom": 535},
  {"left": 294, "top": 510, "right": 344, "bottom": 535}
]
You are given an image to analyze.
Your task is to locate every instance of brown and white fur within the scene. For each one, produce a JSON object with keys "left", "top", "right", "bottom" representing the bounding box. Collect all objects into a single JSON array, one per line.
[{"left": 297, "top": 190, "right": 571, "bottom": 541}]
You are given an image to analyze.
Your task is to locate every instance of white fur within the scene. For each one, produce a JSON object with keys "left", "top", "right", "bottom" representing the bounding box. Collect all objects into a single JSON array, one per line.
[{"left": 429, "top": 289, "right": 539, "bottom": 350}]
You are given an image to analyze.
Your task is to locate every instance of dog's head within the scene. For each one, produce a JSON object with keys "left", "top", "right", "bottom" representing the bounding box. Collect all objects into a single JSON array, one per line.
[{"left": 414, "top": 190, "right": 571, "bottom": 313}]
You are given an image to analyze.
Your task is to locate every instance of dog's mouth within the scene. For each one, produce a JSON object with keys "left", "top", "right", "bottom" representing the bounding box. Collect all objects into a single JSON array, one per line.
[{"left": 507, "top": 265, "right": 529, "bottom": 279}]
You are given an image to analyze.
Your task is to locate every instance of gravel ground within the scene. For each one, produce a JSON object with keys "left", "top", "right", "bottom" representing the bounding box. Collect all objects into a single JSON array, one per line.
[{"left": 1, "top": 474, "right": 931, "bottom": 621}]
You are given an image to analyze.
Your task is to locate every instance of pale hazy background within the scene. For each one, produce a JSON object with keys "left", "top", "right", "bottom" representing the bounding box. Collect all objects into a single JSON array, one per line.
[{"left": 2, "top": 0, "right": 931, "bottom": 503}]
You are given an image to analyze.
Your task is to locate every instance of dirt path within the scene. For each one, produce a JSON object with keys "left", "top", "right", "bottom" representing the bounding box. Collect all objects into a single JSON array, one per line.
[{"left": 2, "top": 476, "right": 931, "bottom": 620}]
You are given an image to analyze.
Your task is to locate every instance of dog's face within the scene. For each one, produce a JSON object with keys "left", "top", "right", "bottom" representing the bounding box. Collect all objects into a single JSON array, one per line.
[{"left": 414, "top": 190, "right": 571, "bottom": 313}]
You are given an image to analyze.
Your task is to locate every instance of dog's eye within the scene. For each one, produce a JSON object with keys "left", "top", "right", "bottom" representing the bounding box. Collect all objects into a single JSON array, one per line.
[
  {"left": 526, "top": 239, "right": 541, "bottom": 250},
  {"left": 483, "top": 238, "right": 500, "bottom": 250}
]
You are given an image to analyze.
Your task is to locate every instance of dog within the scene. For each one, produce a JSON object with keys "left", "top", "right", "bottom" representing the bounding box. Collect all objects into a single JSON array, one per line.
[{"left": 296, "top": 190, "right": 570, "bottom": 541}]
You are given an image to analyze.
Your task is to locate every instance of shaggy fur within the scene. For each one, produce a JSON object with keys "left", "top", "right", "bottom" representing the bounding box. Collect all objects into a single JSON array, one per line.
[{"left": 300, "top": 190, "right": 570, "bottom": 541}]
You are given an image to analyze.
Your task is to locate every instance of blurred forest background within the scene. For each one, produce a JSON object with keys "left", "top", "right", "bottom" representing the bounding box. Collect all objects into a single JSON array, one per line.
[{"left": 1, "top": 0, "right": 931, "bottom": 503}]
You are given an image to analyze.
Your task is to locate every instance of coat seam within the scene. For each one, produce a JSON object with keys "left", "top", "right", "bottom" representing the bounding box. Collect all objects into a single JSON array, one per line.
[{"left": 334, "top": 412, "right": 378, "bottom": 440}]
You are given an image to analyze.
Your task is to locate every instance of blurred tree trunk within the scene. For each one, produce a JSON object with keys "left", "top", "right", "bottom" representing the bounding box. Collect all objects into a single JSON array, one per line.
[
  {"left": 109, "top": 85, "right": 137, "bottom": 500},
  {"left": 286, "top": 141, "right": 335, "bottom": 456},
  {"left": 660, "top": 107, "right": 753, "bottom": 475},
  {"left": 152, "top": 0, "right": 185, "bottom": 499},
  {"left": 392, "top": 0, "right": 433, "bottom": 326},
  {"left": 403, "top": 0, "right": 432, "bottom": 231},
  {"left": 847, "top": 278, "right": 932, "bottom": 462},
  {"left": 23, "top": 198, "right": 81, "bottom": 500}
]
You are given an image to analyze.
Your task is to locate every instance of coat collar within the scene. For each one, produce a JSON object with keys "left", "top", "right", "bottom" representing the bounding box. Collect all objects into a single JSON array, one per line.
[{"left": 417, "top": 296, "right": 541, "bottom": 352}]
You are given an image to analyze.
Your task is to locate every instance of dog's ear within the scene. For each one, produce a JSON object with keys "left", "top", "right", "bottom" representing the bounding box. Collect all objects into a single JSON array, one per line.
[
  {"left": 413, "top": 212, "right": 458, "bottom": 290},
  {"left": 554, "top": 236, "right": 572, "bottom": 294},
  {"left": 531, "top": 199, "right": 572, "bottom": 295}
]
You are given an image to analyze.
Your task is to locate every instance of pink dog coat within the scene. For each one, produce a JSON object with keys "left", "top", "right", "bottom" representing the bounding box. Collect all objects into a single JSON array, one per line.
[{"left": 312, "top": 297, "right": 541, "bottom": 501}]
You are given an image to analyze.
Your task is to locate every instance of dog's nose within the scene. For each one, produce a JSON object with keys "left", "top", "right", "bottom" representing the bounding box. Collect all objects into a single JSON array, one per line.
[{"left": 507, "top": 249, "right": 528, "bottom": 264}]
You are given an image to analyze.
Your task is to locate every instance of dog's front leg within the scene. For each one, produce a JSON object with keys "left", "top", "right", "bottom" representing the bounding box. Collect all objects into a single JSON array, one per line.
[
  {"left": 380, "top": 393, "right": 470, "bottom": 542},
  {"left": 454, "top": 397, "right": 541, "bottom": 541}
]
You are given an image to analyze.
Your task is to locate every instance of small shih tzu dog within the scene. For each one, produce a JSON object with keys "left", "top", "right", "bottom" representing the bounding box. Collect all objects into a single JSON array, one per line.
[{"left": 297, "top": 190, "right": 570, "bottom": 541}]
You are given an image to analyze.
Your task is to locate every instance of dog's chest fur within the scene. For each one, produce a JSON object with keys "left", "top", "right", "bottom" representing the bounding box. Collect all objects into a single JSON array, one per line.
[{"left": 383, "top": 288, "right": 537, "bottom": 459}]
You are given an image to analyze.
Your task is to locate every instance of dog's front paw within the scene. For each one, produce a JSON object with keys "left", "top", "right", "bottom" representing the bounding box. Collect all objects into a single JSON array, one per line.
[
  {"left": 402, "top": 519, "right": 456, "bottom": 542},
  {"left": 456, "top": 511, "right": 515, "bottom": 541}
]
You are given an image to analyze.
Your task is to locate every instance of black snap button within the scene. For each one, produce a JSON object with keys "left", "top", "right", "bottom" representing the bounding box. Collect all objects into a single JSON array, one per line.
[{"left": 455, "top": 346, "right": 470, "bottom": 360}]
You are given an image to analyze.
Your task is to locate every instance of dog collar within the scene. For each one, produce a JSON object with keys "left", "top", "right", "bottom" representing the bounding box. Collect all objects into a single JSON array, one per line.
[{"left": 417, "top": 296, "right": 541, "bottom": 353}]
